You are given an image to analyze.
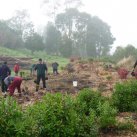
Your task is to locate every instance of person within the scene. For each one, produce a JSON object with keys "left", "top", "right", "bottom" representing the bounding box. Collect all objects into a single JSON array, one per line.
[
  {"left": 30, "top": 64, "right": 36, "bottom": 76},
  {"left": 4, "top": 76, "right": 22, "bottom": 96},
  {"left": 0, "top": 61, "right": 11, "bottom": 95},
  {"left": 35, "top": 58, "right": 48, "bottom": 91},
  {"left": 14, "top": 62, "right": 20, "bottom": 76},
  {"left": 133, "top": 60, "right": 137, "bottom": 69},
  {"left": 131, "top": 60, "right": 137, "bottom": 76},
  {"left": 52, "top": 62, "right": 59, "bottom": 75}
]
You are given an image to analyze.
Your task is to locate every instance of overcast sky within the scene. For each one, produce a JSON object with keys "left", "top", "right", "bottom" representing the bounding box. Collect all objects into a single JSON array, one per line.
[{"left": 0, "top": 0, "right": 137, "bottom": 50}]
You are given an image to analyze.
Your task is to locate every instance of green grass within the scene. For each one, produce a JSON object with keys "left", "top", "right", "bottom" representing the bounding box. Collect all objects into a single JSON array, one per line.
[{"left": 0, "top": 47, "right": 69, "bottom": 68}]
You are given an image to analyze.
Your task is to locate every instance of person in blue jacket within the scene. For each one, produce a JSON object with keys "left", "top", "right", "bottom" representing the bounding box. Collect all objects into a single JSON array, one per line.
[{"left": 0, "top": 61, "right": 11, "bottom": 95}]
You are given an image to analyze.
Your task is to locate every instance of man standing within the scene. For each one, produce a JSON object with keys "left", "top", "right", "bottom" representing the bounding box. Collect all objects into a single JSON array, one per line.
[
  {"left": 0, "top": 61, "right": 11, "bottom": 95},
  {"left": 35, "top": 58, "right": 48, "bottom": 91},
  {"left": 52, "top": 62, "right": 59, "bottom": 75}
]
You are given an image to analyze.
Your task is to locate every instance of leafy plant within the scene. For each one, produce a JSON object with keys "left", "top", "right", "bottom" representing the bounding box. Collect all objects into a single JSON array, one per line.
[
  {"left": 112, "top": 80, "right": 137, "bottom": 112},
  {"left": 0, "top": 97, "right": 22, "bottom": 136},
  {"left": 76, "top": 88, "right": 105, "bottom": 116},
  {"left": 98, "top": 101, "right": 117, "bottom": 129}
]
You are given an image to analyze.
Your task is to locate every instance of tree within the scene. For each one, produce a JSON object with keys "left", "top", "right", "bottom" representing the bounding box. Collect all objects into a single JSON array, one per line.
[
  {"left": 42, "top": 0, "right": 83, "bottom": 22},
  {"left": 55, "top": 9, "right": 115, "bottom": 58},
  {"left": 59, "top": 35, "right": 73, "bottom": 57},
  {"left": 7, "top": 10, "right": 34, "bottom": 41},
  {"left": 44, "top": 22, "right": 61, "bottom": 55},
  {"left": 0, "top": 20, "right": 23, "bottom": 49},
  {"left": 87, "top": 16, "right": 115, "bottom": 57},
  {"left": 113, "top": 45, "right": 137, "bottom": 61},
  {"left": 25, "top": 33, "right": 45, "bottom": 54}
]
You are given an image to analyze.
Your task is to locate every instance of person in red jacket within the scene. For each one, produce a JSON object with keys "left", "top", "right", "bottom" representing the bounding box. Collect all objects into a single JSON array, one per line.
[
  {"left": 14, "top": 62, "right": 20, "bottom": 76},
  {"left": 4, "top": 76, "right": 22, "bottom": 96}
]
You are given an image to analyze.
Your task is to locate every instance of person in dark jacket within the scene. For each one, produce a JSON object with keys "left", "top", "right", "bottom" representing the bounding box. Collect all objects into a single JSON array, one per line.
[
  {"left": 133, "top": 60, "right": 137, "bottom": 69},
  {"left": 0, "top": 61, "right": 11, "bottom": 95},
  {"left": 52, "top": 62, "right": 59, "bottom": 75},
  {"left": 35, "top": 58, "right": 48, "bottom": 91}
]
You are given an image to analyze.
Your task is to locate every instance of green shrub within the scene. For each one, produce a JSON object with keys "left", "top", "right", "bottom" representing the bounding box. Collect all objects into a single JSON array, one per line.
[
  {"left": 76, "top": 110, "right": 99, "bottom": 137},
  {"left": 0, "top": 97, "right": 22, "bottom": 136},
  {"left": 27, "top": 93, "right": 80, "bottom": 137},
  {"left": 98, "top": 101, "right": 117, "bottom": 129},
  {"left": 76, "top": 88, "right": 105, "bottom": 116},
  {"left": 112, "top": 80, "right": 137, "bottom": 112},
  {"left": 27, "top": 93, "right": 99, "bottom": 137}
]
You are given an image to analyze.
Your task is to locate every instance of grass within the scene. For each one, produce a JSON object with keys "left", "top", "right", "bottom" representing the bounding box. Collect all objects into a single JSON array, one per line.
[{"left": 0, "top": 47, "right": 69, "bottom": 69}]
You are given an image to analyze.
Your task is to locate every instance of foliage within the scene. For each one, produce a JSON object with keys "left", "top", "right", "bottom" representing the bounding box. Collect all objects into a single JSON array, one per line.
[
  {"left": 113, "top": 45, "right": 137, "bottom": 62},
  {"left": 25, "top": 32, "right": 45, "bottom": 54},
  {"left": 44, "top": 22, "right": 61, "bottom": 55},
  {"left": 0, "top": 21, "right": 23, "bottom": 49},
  {"left": 98, "top": 101, "right": 117, "bottom": 128},
  {"left": 7, "top": 10, "right": 34, "bottom": 40},
  {"left": 55, "top": 8, "right": 115, "bottom": 58},
  {"left": 76, "top": 88, "right": 105, "bottom": 115},
  {"left": 27, "top": 93, "right": 98, "bottom": 137},
  {"left": 1, "top": 87, "right": 136, "bottom": 136},
  {"left": 112, "top": 80, "right": 137, "bottom": 112},
  {"left": 0, "top": 97, "right": 22, "bottom": 136}
]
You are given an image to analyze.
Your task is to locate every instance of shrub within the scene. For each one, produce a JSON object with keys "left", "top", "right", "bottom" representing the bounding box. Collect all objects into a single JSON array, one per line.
[
  {"left": 76, "top": 88, "right": 105, "bottom": 116},
  {"left": 0, "top": 97, "right": 22, "bottom": 136},
  {"left": 117, "top": 68, "right": 129, "bottom": 79},
  {"left": 112, "top": 80, "right": 137, "bottom": 112},
  {"left": 0, "top": 96, "right": 38, "bottom": 137},
  {"left": 27, "top": 92, "right": 99, "bottom": 137},
  {"left": 98, "top": 101, "right": 117, "bottom": 129},
  {"left": 76, "top": 110, "right": 99, "bottom": 137},
  {"left": 28, "top": 93, "right": 80, "bottom": 137}
]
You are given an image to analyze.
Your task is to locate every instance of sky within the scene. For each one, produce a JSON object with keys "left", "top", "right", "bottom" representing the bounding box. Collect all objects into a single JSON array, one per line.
[{"left": 0, "top": 0, "right": 137, "bottom": 51}]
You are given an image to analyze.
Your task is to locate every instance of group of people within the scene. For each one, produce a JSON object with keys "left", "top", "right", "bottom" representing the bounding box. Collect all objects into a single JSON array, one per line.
[
  {"left": 0, "top": 58, "right": 59, "bottom": 97},
  {"left": 0, "top": 61, "right": 21, "bottom": 97}
]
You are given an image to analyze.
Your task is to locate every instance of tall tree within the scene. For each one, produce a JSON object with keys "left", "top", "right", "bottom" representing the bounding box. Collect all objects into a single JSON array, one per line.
[
  {"left": 44, "top": 22, "right": 61, "bottom": 55},
  {"left": 113, "top": 45, "right": 137, "bottom": 61},
  {"left": 0, "top": 21, "right": 23, "bottom": 49},
  {"left": 87, "top": 16, "right": 115, "bottom": 57},
  {"left": 7, "top": 10, "right": 34, "bottom": 41},
  {"left": 55, "top": 9, "right": 115, "bottom": 57},
  {"left": 42, "top": 0, "right": 82, "bottom": 23},
  {"left": 25, "top": 33, "right": 45, "bottom": 54}
]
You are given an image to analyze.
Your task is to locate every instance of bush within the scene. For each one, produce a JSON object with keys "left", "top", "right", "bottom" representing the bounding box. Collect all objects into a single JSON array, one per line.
[
  {"left": 28, "top": 93, "right": 80, "bottom": 137},
  {"left": 76, "top": 110, "right": 99, "bottom": 137},
  {"left": 27, "top": 93, "right": 99, "bottom": 137},
  {"left": 76, "top": 88, "right": 105, "bottom": 116},
  {"left": 112, "top": 80, "right": 137, "bottom": 112},
  {"left": 98, "top": 101, "right": 117, "bottom": 129},
  {"left": 0, "top": 97, "right": 22, "bottom": 136}
]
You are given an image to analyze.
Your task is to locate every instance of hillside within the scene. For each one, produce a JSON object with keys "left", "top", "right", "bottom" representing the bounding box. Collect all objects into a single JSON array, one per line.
[{"left": 0, "top": 47, "right": 69, "bottom": 68}]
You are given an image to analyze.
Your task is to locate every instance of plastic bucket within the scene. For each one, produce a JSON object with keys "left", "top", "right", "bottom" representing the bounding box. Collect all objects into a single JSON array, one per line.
[{"left": 73, "top": 81, "right": 78, "bottom": 87}]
